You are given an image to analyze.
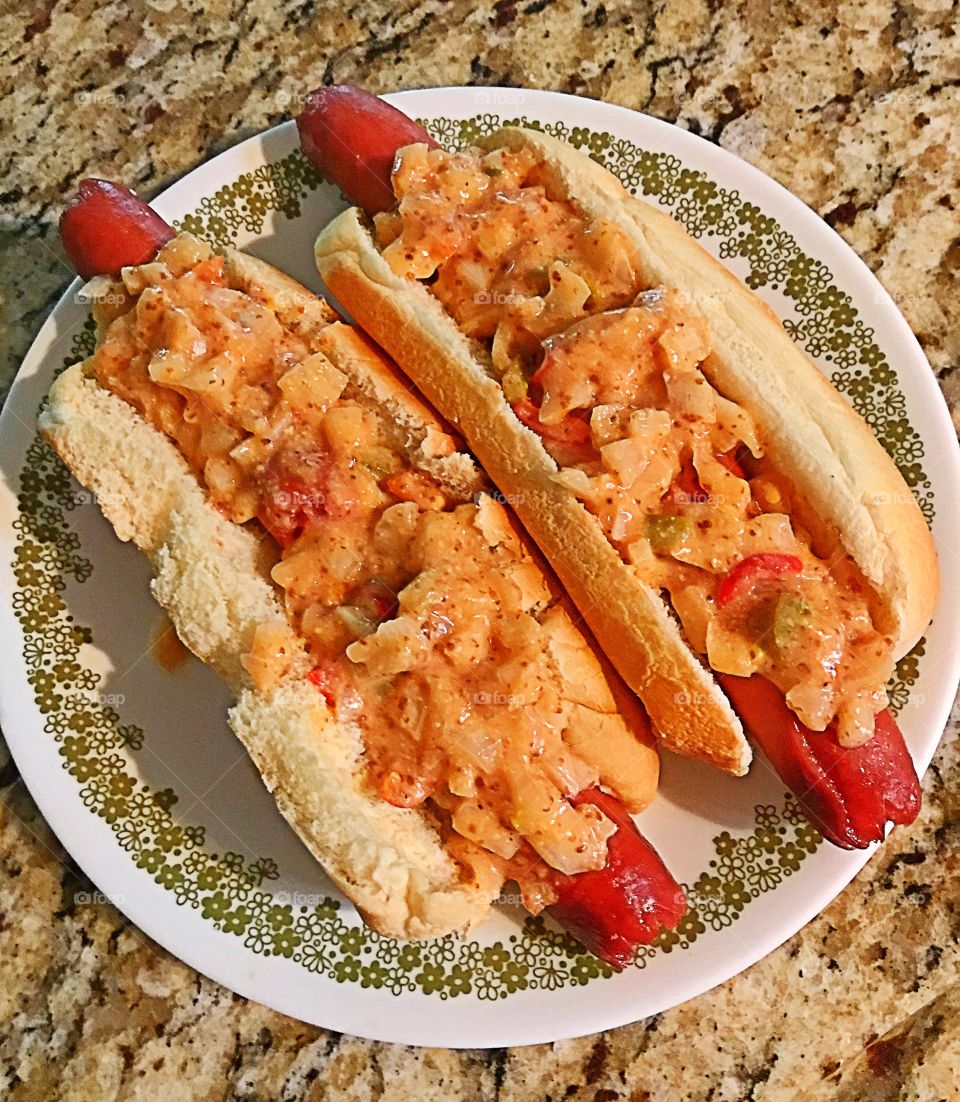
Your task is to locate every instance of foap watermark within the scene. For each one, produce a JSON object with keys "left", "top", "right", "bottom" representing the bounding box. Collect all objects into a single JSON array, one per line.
[
  {"left": 73, "top": 889, "right": 124, "bottom": 906},
  {"left": 476, "top": 489, "right": 526, "bottom": 509},
  {"left": 674, "top": 690, "right": 713, "bottom": 707},
  {"left": 270, "top": 891, "right": 337, "bottom": 908},
  {"left": 474, "top": 290, "right": 526, "bottom": 307},
  {"left": 865, "top": 490, "right": 921, "bottom": 506},
  {"left": 97, "top": 692, "right": 126, "bottom": 708},
  {"left": 874, "top": 89, "right": 931, "bottom": 110},
  {"left": 670, "top": 488, "right": 713, "bottom": 507},
  {"left": 74, "top": 89, "right": 127, "bottom": 107},
  {"left": 871, "top": 287, "right": 930, "bottom": 310},
  {"left": 681, "top": 883, "right": 722, "bottom": 911},
  {"left": 473, "top": 88, "right": 527, "bottom": 107},
  {"left": 274, "top": 488, "right": 325, "bottom": 511},
  {"left": 73, "top": 287, "right": 126, "bottom": 307},
  {"left": 639, "top": 286, "right": 735, "bottom": 314},
  {"left": 272, "top": 88, "right": 319, "bottom": 109},
  {"left": 69, "top": 488, "right": 97, "bottom": 508},
  {"left": 474, "top": 689, "right": 527, "bottom": 707},
  {"left": 273, "top": 288, "right": 317, "bottom": 311}
]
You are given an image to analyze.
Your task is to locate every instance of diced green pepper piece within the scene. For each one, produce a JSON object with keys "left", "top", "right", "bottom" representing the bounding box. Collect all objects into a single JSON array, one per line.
[
  {"left": 360, "top": 445, "right": 402, "bottom": 481},
  {"left": 501, "top": 363, "right": 529, "bottom": 403},
  {"left": 773, "top": 592, "right": 811, "bottom": 649},
  {"left": 336, "top": 604, "right": 375, "bottom": 639},
  {"left": 581, "top": 272, "right": 602, "bottom": 304},
  {"left": 528, "top": 264, "right": 551, "bottom": 295},
  {"left": 646, "top": 514, "right": 693, "bottom": 553}
]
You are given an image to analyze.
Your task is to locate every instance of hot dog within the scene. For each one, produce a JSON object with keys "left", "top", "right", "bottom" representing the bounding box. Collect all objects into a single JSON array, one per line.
[
  {"left": 61, "top": 179, "right": 175, "bottom": 279},
  {"left": 40, "top": 179, "right": 686, "bottom": 965},
  {"left": 302, "top": 86, "right": 936, "bottom": 849}
]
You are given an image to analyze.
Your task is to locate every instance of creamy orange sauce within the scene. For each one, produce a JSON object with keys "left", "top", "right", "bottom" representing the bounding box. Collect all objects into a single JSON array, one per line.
[
  {"left": 151, "top": 613, "right": 191, "bottom": 672},
  {"left": 379, "top": 145, "right": 895, "bottom": 746},
  {"left": 87, "top": 235, "right": 653, "bottom": 908}
]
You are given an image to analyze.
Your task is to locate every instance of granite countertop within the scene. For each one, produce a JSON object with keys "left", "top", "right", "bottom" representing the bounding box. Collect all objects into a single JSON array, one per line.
[{"left": 1, "top": 1, "right": 958, "bottom": 1098}]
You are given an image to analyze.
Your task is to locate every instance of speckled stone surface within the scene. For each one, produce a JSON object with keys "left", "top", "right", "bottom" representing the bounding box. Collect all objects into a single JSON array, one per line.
[{"left": 1, "top": 1, "right": 958, "bottom": 1098}]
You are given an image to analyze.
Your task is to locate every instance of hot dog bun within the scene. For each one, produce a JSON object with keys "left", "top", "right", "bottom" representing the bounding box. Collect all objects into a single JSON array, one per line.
[
  {"left": 41, "top": 244, "right": 657, "bottom": 938},
  {"left": 313, "top": 126, "right": 938, "bottom": 776},
  {"left": 38, "top": 292, "right": 495, "bottom": 939}
]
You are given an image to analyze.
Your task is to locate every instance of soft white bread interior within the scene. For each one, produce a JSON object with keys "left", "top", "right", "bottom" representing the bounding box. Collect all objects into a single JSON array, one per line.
[
  {"left": 38, "top": 331, "right": 497, "bottom": 941},
  {"left": 314, "top": 127, "right": 938, "bottom": 775}
]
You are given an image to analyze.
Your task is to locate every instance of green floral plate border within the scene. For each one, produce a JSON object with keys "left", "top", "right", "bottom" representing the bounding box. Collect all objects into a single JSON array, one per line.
[{"left": 8, "top": 108, "right": 931, "bottom": 1004}]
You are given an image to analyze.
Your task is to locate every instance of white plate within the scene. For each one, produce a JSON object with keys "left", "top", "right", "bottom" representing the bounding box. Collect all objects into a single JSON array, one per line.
[{"left": 1, "top": 87, "right": 958, "bottom": 1048}]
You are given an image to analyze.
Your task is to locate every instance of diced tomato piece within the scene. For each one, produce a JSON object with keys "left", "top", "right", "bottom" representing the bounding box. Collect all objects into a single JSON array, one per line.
[
  {"left": 191, "top": 255, "right": 226, "bottom": 285},
  {"left": 307, "top": 663, "right": 338, "bottom": 707},
  {"left": 715, "top": 447, "right": 747, "bottom": 478},
  {"left": 371, "top": 593, "right": 395, "bottom": 618},
  {"left": 669, "top": 450, "right": 747, "bottom": 507},
  {"left": 379, "top": 770, "right": 434, "bottom": 809},
  {"left": 257, "top": 458, "right": 359, "bottom": 549},
  {"left": 512, "top": 397, "right": 592, "bottom": 448},
  {"left": 719, "top": 673, "right": 921, "bottom": 849},
  {"left": 668, "top": 459, "right": 709, "bottom": 505},
  {"left": 60, "top": 178, "right": 174, "bottom": 280},
  {"left": 258, "top": 474, "right": 325, "bottom": 549},
  {"left": 547, "top": 788, "right": 686, "bottom": 969},
  {"left": 716, "top": 552, "right": 803, "bottom": 607},
  {"left": 360, "top": 585, "right": 398, "bottom": 622}
]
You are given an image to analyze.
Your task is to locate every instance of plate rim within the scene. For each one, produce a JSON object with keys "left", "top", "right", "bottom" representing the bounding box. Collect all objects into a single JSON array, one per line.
[{"left": 1, "top": 85, "right": 958, "bottom": 1048}]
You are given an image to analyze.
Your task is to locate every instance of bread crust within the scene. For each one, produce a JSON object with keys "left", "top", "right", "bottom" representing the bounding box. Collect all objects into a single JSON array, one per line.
[{"left": 314, "top": 127, "right": 938, "bottom": 774}]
